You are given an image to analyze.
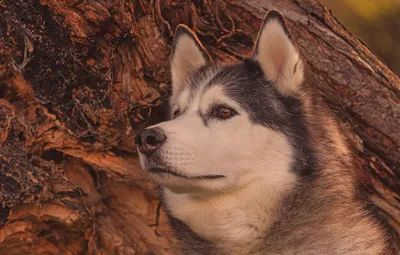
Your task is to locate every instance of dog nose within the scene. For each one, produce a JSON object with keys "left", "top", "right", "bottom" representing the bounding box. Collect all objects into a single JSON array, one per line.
[{"left": 135, "top": 128, "right": 166, "bottom": 155}]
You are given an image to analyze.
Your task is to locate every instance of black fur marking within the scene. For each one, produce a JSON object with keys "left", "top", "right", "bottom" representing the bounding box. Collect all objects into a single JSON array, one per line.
[
  {"left": 199, "top": 59, "right": 316, "bottom": 176},
  {"left": 175, "top": 54, "right": 316, "bottom": 176}
]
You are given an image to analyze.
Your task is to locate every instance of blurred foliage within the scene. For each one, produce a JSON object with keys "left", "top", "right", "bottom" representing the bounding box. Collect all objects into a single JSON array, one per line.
[{"left": 321, "top": 0, "right": 400, "bottom": 75}]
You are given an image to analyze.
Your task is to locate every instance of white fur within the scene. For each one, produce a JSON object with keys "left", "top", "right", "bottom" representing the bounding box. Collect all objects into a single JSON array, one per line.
[
  {"left": 163, "top": 124, "right": 296, "bottom": 252},
  {"left": 145, "top": 84, "right": 296, "bottom": 252},
  {"left": 255, "top": 19, "right": 304, "bottom": 95}
]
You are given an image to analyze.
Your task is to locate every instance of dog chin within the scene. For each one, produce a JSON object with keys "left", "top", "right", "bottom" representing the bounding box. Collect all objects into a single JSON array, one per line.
[
  {"left": 142, "top": 165, "right": 226, "bottom": 191},
  {"left": 149, "top": 174, "right": 209, "bottom": 193}
]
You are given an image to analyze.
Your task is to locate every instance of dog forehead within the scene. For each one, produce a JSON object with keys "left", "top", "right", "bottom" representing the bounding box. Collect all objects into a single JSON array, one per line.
[
  {"left": 186, "top": 63, "right": 254, "bottom": 98},
  {"left": 187, "top": 70, "right": 243, "bottom": 111},
  {"left": 173, "top": 65, "right": 218, "bottom": 108},
  {"left": 198, "top": 85, "right": 242, "bottom": 111},
  {"left": 177, "top": 60, "right": 284, "bottom": 120},
  {"left": 187, "top": 84, "right": 233, "bottom": 114}
]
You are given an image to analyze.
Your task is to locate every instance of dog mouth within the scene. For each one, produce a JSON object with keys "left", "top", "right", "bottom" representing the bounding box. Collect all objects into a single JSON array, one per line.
[{"left": 149, "top": 168, "right": 225, "bottom": 180}]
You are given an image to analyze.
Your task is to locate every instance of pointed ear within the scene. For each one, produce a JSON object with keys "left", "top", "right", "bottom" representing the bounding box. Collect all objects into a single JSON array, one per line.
[
  {"left": 253, "top": 10, "right": 304, "bottom": 96},
  {"left": 171, "top": 25, "right": 211, "bottom": 95}
]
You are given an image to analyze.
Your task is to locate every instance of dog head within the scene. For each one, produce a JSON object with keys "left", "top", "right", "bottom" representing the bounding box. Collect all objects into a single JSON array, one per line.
[{"left": 136, "top": 11, "right": 311, "bottom": 194}]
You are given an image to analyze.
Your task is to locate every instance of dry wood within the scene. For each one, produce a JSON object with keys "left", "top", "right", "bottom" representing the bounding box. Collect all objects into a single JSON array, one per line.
[{"left": 0, "top": 0, "right": 399, "bottom": 254}]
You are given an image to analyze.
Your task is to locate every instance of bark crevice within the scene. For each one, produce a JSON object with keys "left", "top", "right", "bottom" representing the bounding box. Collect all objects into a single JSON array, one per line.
[{"left": 0, "top": 0, "right": 399, "bottom": 254}]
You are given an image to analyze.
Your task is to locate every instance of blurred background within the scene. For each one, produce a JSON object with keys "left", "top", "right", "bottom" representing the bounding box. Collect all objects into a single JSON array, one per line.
[{"left": 322, "top": 0, "right": 400, "bottom": 75}]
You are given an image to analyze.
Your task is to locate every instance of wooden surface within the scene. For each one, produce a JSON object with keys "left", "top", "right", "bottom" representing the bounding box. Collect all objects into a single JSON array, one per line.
[{"left": 0, "top": 0, "right": 399, "bottom": 254}]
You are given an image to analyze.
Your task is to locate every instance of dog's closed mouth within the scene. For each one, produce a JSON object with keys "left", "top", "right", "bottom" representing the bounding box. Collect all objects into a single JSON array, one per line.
[{"left": 149, "top": 168, "right": 224, "bottom": 179}]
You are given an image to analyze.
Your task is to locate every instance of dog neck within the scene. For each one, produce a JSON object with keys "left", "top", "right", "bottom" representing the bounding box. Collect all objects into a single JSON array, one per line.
[{"left": 163, "top": 176, "right": 295, "bottom": 253}]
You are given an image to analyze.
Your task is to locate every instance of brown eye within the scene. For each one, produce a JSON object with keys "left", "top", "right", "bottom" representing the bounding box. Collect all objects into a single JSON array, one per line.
[{"left": 212, "top": 105, "right": 237, "bottom": 120}]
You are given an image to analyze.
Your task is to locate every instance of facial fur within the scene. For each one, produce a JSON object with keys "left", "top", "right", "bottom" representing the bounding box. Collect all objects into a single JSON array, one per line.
[{"left": 136, "top": 10, "right": 391, "bottom": 255}]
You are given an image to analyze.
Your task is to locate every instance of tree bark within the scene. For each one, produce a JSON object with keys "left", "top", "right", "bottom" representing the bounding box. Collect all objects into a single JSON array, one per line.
[{"left": 0, "top": 0, "right": 398, "bottom": 254}]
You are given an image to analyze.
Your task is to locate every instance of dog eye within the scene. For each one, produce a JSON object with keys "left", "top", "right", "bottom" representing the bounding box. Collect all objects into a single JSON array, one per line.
[{"left": 212, "top": 105, "right": 237, "bottom": 120}]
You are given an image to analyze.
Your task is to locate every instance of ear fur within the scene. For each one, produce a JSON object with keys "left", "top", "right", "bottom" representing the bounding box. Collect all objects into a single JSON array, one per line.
[
  {"left": 170, "top": 25, "right": 211, "bottom": 96},
  {"left": 254, "top": 10, "right": 304, "bottom": 96}
]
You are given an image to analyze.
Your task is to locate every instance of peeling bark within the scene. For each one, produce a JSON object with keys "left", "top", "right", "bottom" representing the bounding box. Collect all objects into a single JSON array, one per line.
[{"left": 0, "top": 0, "right": 399, "bottom": 254}]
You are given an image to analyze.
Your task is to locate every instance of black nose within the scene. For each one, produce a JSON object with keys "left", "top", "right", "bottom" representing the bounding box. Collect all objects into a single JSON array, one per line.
[{"left": 135, "top": 128, "right": 166, "bottom": 155}]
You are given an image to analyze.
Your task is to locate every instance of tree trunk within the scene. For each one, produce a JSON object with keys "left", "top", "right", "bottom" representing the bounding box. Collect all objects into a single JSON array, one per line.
[{"left": 0, "top": 0, "right": 398, "bottom": 254}]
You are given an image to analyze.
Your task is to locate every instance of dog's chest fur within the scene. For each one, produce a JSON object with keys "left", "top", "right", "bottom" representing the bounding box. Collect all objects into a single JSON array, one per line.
[
  {"left": 164, "top": 184, "right": 390, "bottom": 255},
  {"left": 163, "top": 180, "right": 290, "bottom": 254}
]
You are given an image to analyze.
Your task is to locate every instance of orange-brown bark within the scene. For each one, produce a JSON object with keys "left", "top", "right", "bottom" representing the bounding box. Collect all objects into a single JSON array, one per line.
[{"left": 0, "top": 0, "right": 399, "bottom": 254}]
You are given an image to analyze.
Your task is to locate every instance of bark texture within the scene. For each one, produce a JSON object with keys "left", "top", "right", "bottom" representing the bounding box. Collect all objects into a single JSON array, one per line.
[{"left": 0, "top": 0, "right": 399, "bottom": 254}]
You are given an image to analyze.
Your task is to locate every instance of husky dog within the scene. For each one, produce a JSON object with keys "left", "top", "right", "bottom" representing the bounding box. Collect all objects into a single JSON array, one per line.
[{"left": 135, "top": 10, "right": 391, "bottom": 255}]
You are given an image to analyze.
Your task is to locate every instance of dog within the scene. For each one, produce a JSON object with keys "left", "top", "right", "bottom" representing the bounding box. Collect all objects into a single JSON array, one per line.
[{"left": 135, "top": 10, "right": 392, "bottom": 255}]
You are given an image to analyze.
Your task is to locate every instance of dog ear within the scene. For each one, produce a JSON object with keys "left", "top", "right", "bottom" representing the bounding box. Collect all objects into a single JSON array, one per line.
[
  {"left": 253, "top": 10, "right": 304, "bottom": 96},
  {"left": 171, "top": 25, "right": 211, "bottom": 95}
]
